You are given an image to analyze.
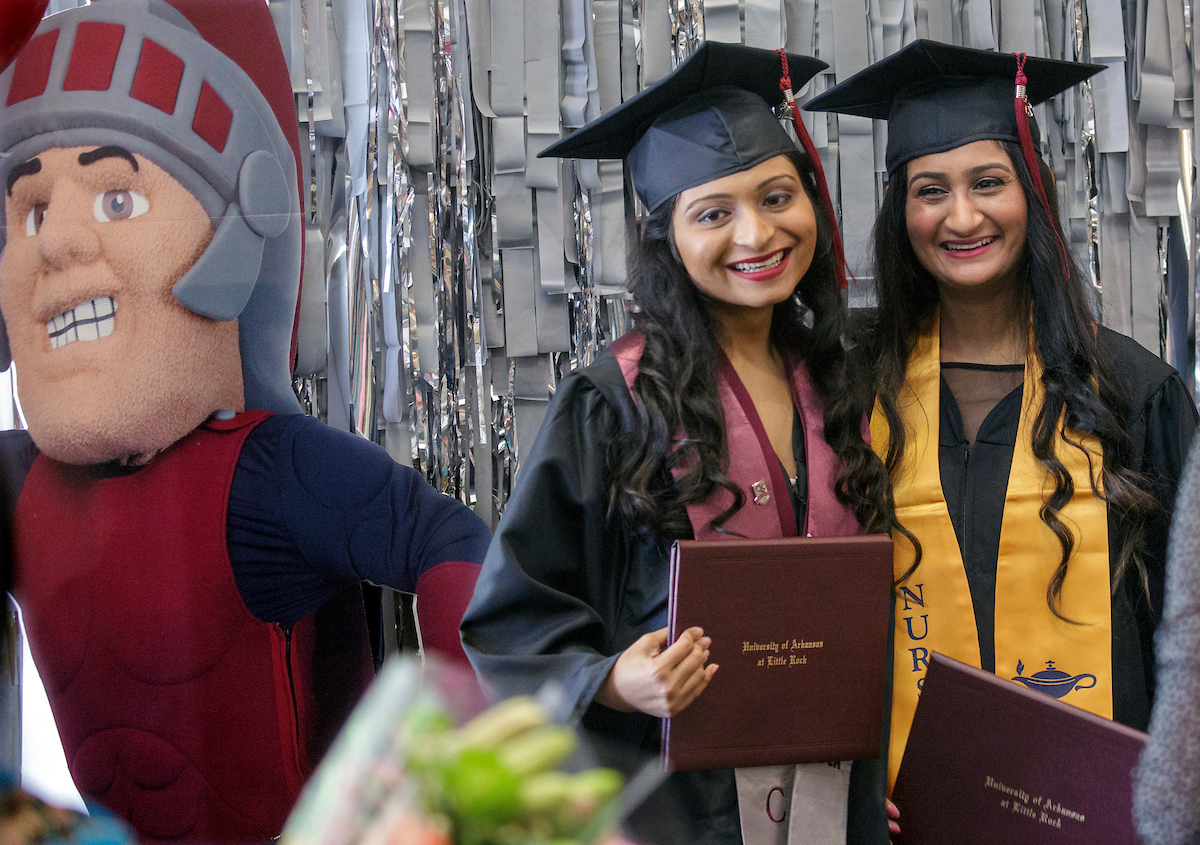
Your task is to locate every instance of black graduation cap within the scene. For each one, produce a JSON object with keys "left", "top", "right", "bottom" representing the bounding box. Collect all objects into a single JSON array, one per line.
[
  {"left": 804, "top": 39, "right": 1104, "bottom": 174},
  {"left": 539, "top": 41, "right": 826, "bottom": 212}
]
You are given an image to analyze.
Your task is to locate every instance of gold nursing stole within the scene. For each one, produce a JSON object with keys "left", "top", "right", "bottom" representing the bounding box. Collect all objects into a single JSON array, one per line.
[{"left": 872, "top": 317, "right": 1112, "bottom": 791}]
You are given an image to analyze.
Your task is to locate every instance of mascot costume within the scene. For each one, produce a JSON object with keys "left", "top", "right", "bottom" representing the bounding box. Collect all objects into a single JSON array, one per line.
[{"left": 0, "top": 0, "right": 491, "bottom": 840}]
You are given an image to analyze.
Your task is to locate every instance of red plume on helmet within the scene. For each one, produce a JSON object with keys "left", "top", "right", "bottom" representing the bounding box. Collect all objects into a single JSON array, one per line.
[{"left": 0, "top": 0, "right": 48, "bottom": 76}]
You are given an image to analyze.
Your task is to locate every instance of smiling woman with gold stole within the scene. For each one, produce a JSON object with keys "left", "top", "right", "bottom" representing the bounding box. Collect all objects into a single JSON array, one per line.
[{"left": 807, "top": 40, "right": 1198, "bottom": 794}]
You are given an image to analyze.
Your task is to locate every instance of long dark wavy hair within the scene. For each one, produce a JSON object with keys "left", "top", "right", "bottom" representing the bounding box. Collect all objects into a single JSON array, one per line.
[
  {"left": 867, "top": 139, "right": 1158, "bottom": 615},
  {"left": 607, "top": 150, "right": 892, "bottom": 541}
]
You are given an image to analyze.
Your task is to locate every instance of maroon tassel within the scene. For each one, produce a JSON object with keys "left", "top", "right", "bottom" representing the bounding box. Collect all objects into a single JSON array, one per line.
[
  {"left": 777, "top": 49, "right": 851, "bottom": 290},
  {"left": 1013, "top": 53, "right": 1071, "bottom": 280}
]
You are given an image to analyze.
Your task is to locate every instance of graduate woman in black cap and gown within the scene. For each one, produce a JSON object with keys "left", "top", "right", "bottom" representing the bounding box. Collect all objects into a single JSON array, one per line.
[
  {"left": 462, "top": 42, "right": 898, "bottom": 845},
  {"left": 807, "top": 41, "right": 1198, "bottom": 795}
]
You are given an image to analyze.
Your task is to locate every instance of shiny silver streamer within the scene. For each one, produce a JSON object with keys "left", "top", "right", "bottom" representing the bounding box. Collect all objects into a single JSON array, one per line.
[
  {"left": 347, "top": 191, "right": 379, "bottom": 439},
  {"left": 1080, "top": 87, "right": 1102, "bottom": 291},
  {"left": 671, "top": 0, "right": 705, "bottom": 66},
  {"left": 1159, "top": 226, "right": 1171, "bottom": 359},
  {"left": 383, "top": 6, "right": 416, "bottom": 467},
  {"left": 379, "top": 0, "right": 429, "bottom": 472},
  {"left": 293, "top": 374, "right": 320, "bottom": 418},
  {"left": 342, "top": 0, "right": 381, "bottom": 442},
  {"left": 569, "top": 188, "right": 633, "bottom": 370},
  {"left": 343, "top": 0, "right": 377, "bottom": 443},
  {"left": 570, "top": 173, "right": 600, "bottom": 369},
  {"left": 605, "top": 296, "right": 634, "bottom": 338},
  {"left": 488, "top": 205, "right": 517, "bottom": 507},
  {"left": 359, "top": 4, "right": 385, "bottom": 442},
  {"left": 300, "top": 0, "right": 320, "bottom": 221},
  {"left": 466, "top": 168, "right": 489, "bottom": 456},
  {"left": 1074, "top": 0, "right": 1101, "bottom": 294},
  {"left": 494, "top": 359, "right": 518, "bottom": 515},
  {"left": 567, "top": 71, "right": 607, "bottom": 368},
  {"left": 451, "top": 9, "right": 488, "bottom": 458},
  {"left": 428, "top": 0, "right": 475, "bottom": 501}
]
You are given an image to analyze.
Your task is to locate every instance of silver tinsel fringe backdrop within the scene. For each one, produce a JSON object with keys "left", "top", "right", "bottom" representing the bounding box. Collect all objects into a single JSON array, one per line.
[
  {"left": 8, "top": 0, "right": 1193, "bottom": 795},
  {"left": 253, "top": 0, "right": 1196, "bottom": 528}
]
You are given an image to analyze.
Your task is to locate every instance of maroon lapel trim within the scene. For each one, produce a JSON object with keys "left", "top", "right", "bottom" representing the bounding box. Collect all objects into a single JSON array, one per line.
[{"left": 717, "top": 353, "right": 796, "bottom": 538}]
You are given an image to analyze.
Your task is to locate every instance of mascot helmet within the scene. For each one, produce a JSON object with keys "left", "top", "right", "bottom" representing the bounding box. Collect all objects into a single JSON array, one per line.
[{"left": 0, "top": 0, "right": 303, "bottom": 414}]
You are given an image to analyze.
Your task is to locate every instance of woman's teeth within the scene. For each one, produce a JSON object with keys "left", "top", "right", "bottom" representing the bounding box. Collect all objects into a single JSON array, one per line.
[
  {"left": 48, "top": 296, "right": 117, "bottom": 349},
  {"left": 945, "top": 237, "right": 995, "bottom": 251},
  {"left": 731, "top": 251, "right": 785, "bottom": 271}
]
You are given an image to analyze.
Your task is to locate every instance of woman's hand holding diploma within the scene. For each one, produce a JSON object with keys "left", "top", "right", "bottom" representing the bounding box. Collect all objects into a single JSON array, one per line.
[{"left": 595, "top": 626, "right": 718, "bottom": 718}]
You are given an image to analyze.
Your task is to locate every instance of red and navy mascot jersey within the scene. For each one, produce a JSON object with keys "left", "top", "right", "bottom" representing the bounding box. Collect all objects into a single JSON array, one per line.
[{"left": 9, "top": 412, "right": 490, "bottom": 842}]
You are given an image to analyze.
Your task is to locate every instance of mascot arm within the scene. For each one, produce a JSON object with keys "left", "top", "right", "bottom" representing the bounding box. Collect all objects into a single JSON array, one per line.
[
  {"left": 228, "top": 415, "right": 490, "bottom": 639},
  {"left": 0, "top": 431, "right": 36, "bottom": 525}
]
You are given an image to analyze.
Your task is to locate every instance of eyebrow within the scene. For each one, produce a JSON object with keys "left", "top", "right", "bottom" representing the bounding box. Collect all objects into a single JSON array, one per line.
[
  {"left": 5, "top": 157, "right": 41, "bottom": 196},
  {"left": 682, "top": 174, "right": 799, "bottom": 214},
  {"left": 907, "top": 162, "right": 1013, "bottom": 188},
  {"left": 78, "top": 146, "right": 139, "bottom": 171}
]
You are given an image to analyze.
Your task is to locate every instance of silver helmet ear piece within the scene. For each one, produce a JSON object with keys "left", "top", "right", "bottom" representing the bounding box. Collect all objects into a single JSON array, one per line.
[
  {"left": 173, "top": 150, "right": 292, "bottom": 320},
  {"left": 171, "top": 209, "right": 265, "bottom": 321},
  {"left": 239, "top": 150, "right": 291, "bottom": 239}
]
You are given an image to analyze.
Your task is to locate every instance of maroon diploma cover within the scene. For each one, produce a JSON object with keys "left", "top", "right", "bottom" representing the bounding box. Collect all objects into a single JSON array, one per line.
[
  {"left": 662, "top": 535, "right": 893, "bottom": 771},
  {"left": 892, "top": 653, "right": 1146, "bottom": 844}
]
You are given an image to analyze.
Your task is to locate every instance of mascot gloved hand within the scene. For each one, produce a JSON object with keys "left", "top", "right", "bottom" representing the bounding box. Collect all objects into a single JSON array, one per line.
[{"left": 0, "top": 1, "right": 492, "bottom": 841}]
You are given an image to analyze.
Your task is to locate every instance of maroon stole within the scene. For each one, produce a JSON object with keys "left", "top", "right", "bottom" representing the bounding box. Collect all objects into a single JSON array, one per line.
[{"left": 608, "top": 332, "right": 861, "bottom": 540}]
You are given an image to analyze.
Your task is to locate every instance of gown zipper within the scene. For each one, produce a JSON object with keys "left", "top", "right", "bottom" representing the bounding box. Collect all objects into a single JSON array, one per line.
[{"left": 284, "top": 627, "right": 301, "bottom": 751}]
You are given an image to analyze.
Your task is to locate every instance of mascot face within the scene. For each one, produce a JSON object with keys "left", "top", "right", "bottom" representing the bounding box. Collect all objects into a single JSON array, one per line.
[{"left": 0, "top": 145, "right": 244, "bottom": 465}]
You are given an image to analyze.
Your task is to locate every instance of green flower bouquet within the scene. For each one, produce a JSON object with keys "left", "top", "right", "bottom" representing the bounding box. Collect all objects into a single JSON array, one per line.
[{"left": 281, "top": 656, "right": 647, "bottom": 845}]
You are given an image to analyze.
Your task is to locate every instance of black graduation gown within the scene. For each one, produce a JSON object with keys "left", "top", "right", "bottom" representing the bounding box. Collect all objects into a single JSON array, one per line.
[
  {"left": 460, "top": 348, "right": 888, "bottom": 845},
  {"left": 937, "top": 327, "right": 1198, "bottom": 728}
]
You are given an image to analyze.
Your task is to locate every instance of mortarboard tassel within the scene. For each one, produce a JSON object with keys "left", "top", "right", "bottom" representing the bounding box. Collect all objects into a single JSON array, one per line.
[
  {"left": 777, "top": 49, "right": 851, "bottom": 290},
  {"left": 1013, "top": 53, "right": 1071, "bottom": 281}
]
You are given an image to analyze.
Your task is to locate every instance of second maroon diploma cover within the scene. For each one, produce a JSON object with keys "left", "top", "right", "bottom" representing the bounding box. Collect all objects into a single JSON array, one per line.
[
  {"left": 662, "top": 535, "right": 893, "bottom": 771},
  {"left": 891, "top": 653, "right": 1146, "bottom": 844}
]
